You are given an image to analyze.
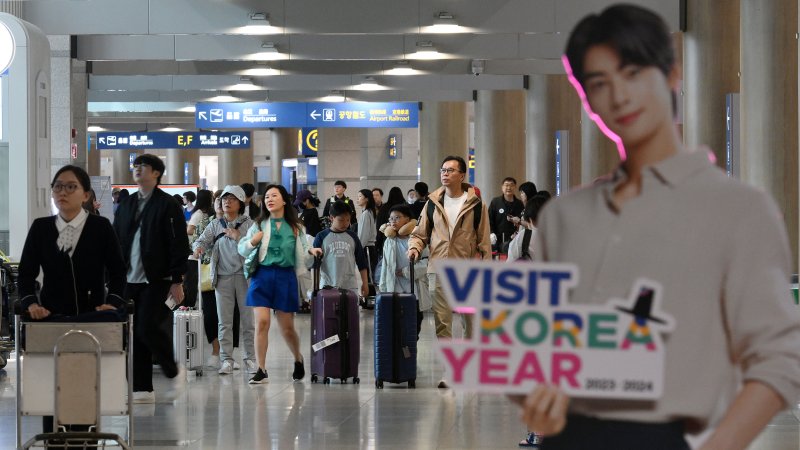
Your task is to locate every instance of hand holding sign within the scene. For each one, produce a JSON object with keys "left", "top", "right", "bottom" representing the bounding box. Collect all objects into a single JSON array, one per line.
[{"left": 432, "top": 259, "right": 675, "bottom": 400}]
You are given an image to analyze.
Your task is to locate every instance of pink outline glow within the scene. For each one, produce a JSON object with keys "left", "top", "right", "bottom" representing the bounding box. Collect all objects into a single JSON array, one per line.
[{"left": 561, "top": 55, "right": 627, "bottom": 161}]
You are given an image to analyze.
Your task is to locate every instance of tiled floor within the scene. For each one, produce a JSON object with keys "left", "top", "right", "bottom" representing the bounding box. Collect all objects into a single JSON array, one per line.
[{"left": 1, "top": 311, "right": 798, "bottom": 449}]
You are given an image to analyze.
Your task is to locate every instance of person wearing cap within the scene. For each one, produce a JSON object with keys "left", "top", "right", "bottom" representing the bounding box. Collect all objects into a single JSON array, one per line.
[
  {"left": 113, "top": 153, "right": 191, "bottom": 404},
  {"left": 192, "top": 185, "right": 256, "bottom": 375},
  {"left": 294, "top": 189, "right": 321, "bottom": 238}
]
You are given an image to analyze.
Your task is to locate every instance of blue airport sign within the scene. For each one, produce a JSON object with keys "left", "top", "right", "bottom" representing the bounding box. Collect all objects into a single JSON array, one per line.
[
  {"left": 194, "top": 102, "right": 418, "bottom": 129},
  {"left": 96, "top": 131, "right": 251, "bottom": 150}
]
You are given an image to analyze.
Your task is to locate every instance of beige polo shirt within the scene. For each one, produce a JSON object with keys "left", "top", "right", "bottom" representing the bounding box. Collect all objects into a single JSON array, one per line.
[{"left": 536, "top": 148, "right": 800, "bottom": 430}]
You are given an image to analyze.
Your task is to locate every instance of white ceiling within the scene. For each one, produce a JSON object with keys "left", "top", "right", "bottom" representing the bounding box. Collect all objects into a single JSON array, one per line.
[{"left": 18, "top": 0, "right": 680, "bottom": 129}]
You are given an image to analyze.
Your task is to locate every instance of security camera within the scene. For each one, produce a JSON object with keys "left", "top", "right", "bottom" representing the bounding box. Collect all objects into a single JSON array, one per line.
[{"left": 471, "top": 59, "right": 485, "bottom": 76}]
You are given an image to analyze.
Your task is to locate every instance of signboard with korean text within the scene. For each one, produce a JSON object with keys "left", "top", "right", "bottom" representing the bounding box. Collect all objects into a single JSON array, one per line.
[
  {"left": 96, "top": 131, "right": 251, "bottom": 150},
  {"left": 194, "top": 102, "right": 418, "bottom": 129},
  {"left": 387, "top": 134, "right": 401, "bottom": 159},
  {"left": 433, "top": 259, "right": 675, "bottom": 400}
]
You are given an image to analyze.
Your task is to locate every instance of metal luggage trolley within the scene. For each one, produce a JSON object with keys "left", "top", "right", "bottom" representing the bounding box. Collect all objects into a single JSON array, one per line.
[{"left": 14, "top": 303, "right": 134, "bottom": 449}]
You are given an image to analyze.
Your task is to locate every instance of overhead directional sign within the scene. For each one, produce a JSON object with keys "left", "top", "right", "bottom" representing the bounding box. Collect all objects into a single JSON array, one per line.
[
  {"left": 96, "top": 131, "right": 251, "bottom": 150},
  {"left": 194, "top": 102, "right": 419, "bottom": 129}
]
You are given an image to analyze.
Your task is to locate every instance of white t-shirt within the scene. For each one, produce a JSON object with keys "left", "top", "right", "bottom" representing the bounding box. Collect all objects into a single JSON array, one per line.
[{"left": 443, "top": 192, "right": 468, "bottom": 236}]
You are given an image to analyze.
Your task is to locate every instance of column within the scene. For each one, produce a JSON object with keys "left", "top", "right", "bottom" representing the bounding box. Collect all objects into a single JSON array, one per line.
[
  {"left": 525, "top": 75, "right": 582, "bottom": 194},
  {"left": 740, "top": 0, "right": 798, "bottom": 268},
  {"left": 72, "top": 60, "right": 93, "bottom": 174},
  {"left": 683, "top": 0, "right": 740, "bottom": 164},
  {"left": 271, "top": 128, "right": 300, "bottom": 186},
  {"left": 474, "top": 90, "right": 526, "bottom": 198},
  {"left": 218, "top": 146, "right": 254, "bottom": 188},
  {"left": 316, "top": 128, "right": 361, "bottom": 201},
  {"left": 165, "top": 148, "right": 200, "bottom": 185},
  {"left": 111, "top": 150, "right": 138, "bottom": 185},
  {"left": 419, "top": 101, "right": 468, "bottom": 189},
  {"left": 49, "top": 35, "right": 72, "bottom": 175},
  {"left": 361, "top": 128, "right": 419, "bottom": 198},
  {"left": 581, "top": 108, "right": 619, "bottom": 184}
]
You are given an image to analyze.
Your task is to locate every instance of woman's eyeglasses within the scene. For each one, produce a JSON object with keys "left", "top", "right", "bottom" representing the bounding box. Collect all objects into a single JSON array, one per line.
[{"left": 51, "top": 183, "right": 80, "bottom": 194}]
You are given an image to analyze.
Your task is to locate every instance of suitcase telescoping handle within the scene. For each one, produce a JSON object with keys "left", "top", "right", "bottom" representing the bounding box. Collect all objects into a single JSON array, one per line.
[
  {"left": 312, "top": 254, "right": 322, "bottom": 297},
  {"left": 408, "top": 254, "right": 415, "bottom": 297}
]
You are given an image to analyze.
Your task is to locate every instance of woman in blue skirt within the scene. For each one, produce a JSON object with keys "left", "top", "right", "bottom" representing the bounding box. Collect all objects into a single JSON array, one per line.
[{"left": 238, "top": 184, "right": 322, "bottom": 384}]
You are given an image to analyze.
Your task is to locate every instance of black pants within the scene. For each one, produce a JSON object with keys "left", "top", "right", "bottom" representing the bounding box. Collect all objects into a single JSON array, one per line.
[
  {"left": 541, "top": 414, "right": 689, "bottom": 450},
  {"left": 364, "top": 245, "right": 378, "bottom": 284},
  {"left": 126, "top": 281, "right": 179, "bottom": 392}
]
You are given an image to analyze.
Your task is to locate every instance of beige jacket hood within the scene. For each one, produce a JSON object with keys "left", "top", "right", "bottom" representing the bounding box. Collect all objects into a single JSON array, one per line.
[{"left": 408, "top": 183, "right": 491, "bottom": 273}]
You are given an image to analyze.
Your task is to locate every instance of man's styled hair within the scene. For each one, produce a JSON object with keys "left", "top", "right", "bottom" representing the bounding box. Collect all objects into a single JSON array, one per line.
[
  {"left": 441, "top": 156, "right": 467, "bottom": 174},
  {"left": 133, "top": 154, "right": 166, "bottom": 185},
  {"left": 334, "top": 180, "right": 347, "bottom": 189},
  {"left": 502, "top": 177, "right": 517, "bottom": 185},
  {"left": 565, "top": 5, "right": 674, "bottom": 89},
  {"left": 414, "top": 181, "right": 429, "bottom": 197},
  {"left": 240, "top": 183, "right": 256, "bottom": 198}
]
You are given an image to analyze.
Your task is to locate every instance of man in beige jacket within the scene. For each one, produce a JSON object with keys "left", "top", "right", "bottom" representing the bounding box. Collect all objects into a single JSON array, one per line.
[{"left": 408, "top": 155, "right": 491, "bottom": 387}]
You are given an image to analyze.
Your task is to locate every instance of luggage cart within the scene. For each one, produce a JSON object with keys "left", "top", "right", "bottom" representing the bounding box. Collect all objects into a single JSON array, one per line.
[{"left": 15, "top": 303, "right": 134, "bottom": 449}]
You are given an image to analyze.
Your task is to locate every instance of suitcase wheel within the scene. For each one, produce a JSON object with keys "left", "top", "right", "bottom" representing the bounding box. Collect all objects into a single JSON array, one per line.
[
  {"left": 323, "top": 377, "right": 331, "bottom": 385},
  {"left": 196, "top": 369, "right": 203, "bottom": 377},
  {"left": 311, "top": 374, "right": 319, "bottom": 383},
  {"left": 408, "top": 380, "right": 415, "bottom": 388},
  {"left": 341, "top": 378, "right": 347, "bottom": 384},
  {"left": 376, "top": 380, "right": 383, "bottom": 389},
  {"left": 354, "top": 377, "right": 360, "bottom": 384}
]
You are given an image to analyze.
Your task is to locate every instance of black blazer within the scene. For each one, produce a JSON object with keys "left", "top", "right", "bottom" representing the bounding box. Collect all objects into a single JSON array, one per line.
[
  {"left": 113, "top": 188, "right": 190, "bottom": 284},
  {"left": 17, "top": 214, "right": 127, "bottom": 315}
]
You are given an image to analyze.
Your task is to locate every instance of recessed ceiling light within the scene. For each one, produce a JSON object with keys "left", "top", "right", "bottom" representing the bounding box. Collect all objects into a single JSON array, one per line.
[
  {"left": 178, "top": 105, "right": 196, "bottom": 113},
  {"left": 353, "top": 76, "right": 383, "bottom": 91},
  {"left": 386, "top": 60, "right": 416, "bottom": 75},
  {"left": 410, "top": 41, "right": 441, "bottom": 60},
  {"left": 241, "top": 64, "right": 279, "bottom": 76},
  {"left": 249, "top": 42, "right": 285, "bottom": 61},
  {"left": 206, "top": 94, "right": 240, "bottom": 102},
  {"left": 231, "top": 12, "right": 279, "bottom": 35},
  {"left": 321, "top": 90, "right": 346, "bottom": 102},
  {"left": 425, "top": 12, "right": 467, "bottom": 33},
  {"left": 162, "top": 126, "right": 182, "bottom": 132},
  {"left": 87, "top": 126, "right": 104, "bottom": 132},
  {"left": 228, "top": 76, "right": 261, "bottom": 91}
]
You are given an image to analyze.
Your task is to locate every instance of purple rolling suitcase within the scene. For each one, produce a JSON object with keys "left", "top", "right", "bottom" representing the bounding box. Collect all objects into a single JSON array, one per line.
[
  {"left": 374, "top": 259, "right": 417, "bottom": 388},
  {"left": 310, "top": 257, "right": 361, "bottom": 384}
]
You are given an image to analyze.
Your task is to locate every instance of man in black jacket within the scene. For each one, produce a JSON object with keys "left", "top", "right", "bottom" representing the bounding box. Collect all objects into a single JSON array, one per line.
[
  {"left": 241, "top": 183, "right": 260, "bottom": 220},
  {"left": 114, "top": 154, "right": 190, "bottom": 404},
  {"left": 321, "top": 180, "right": 357, "bottom": 227}
]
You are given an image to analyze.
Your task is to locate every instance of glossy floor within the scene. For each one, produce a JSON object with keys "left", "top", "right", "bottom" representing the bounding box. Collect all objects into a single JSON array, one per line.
[{"left": 0, "top": 312, "right": 798, "bottom": 449}]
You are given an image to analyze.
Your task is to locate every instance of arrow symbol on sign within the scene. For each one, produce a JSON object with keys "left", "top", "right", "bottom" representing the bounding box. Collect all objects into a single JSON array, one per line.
[
  {"left": 242, "top": 136, "right": 249, "bottom": 144},
  {"left": 199, "top": 111, "right": 208, "bottom": 120},
  {"left": 99, "top": 137, "right": 105, "bottom": 144},
  {"left": 310, "top": 110, "right": 321, "bottom": 120}
]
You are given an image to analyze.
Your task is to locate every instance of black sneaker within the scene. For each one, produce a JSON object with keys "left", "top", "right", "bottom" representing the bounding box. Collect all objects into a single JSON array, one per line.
[
  {"left": 249, "top": 368, "right": 268, "bottom": 384},
  {"left": 292, "top": 360, "right": 305, "bottom": 381}
]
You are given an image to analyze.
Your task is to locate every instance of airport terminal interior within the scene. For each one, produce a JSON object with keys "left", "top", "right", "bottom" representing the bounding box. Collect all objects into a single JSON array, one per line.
[{"left": 1, "top": 0, "right": 800, "bottom": 448}]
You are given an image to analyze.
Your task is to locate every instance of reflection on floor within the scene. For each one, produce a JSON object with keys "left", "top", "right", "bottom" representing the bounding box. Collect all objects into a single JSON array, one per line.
[{"left": 0, "top": 311, "right": 798, "bottom": 449}]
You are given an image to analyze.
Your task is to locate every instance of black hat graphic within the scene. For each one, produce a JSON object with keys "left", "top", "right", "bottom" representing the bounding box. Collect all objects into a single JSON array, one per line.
[{"left": 615, "top": 287, "right": 668, "bottom": 324}]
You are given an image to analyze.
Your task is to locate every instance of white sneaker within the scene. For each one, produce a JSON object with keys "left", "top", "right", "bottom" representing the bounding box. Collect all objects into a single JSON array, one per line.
[
  {"left": 233, "top": 361, "right": 241, "bottom": 371},
  {"left": 244, "top": 359, "right": 258, "bottom": 374},
  {"left": 132, "top": 391, "right": 155, "bottom": 404},
  {"left": 206, "top": 354, "right": 220, "bottom": 368},
  {"left": 219, "top": 360, "right": 234, "bottom": 375},
  {"left": 165, "top": 366, "right": 187, "bottom": 400}
]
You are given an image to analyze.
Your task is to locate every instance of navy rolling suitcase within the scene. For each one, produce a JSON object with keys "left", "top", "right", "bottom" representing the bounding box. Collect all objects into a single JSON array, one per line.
[
  {"left": 374, "top": 258, "right": 417, "bottom": 388},
  {"left": 310, "top": 257, "right": 361, "bottom": 384}
]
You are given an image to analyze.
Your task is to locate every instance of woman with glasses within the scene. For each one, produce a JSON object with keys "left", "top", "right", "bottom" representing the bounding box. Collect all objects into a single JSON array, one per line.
[{"left": 17, "top": 165, "right": 127, "bottom": 433}]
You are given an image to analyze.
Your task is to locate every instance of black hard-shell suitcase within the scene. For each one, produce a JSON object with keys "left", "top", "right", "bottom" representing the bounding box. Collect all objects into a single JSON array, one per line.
[{"left": 373, "top": 259, "right": 417, "bottom": 388}]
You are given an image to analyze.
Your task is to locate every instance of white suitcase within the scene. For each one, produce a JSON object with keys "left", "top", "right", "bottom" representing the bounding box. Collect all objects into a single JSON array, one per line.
[
  {"left": 173, "top": 257, "right": 204, "bottom": 375},
  {"left": 174, "top": 309, "right": 204, "bottom": 376}
]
